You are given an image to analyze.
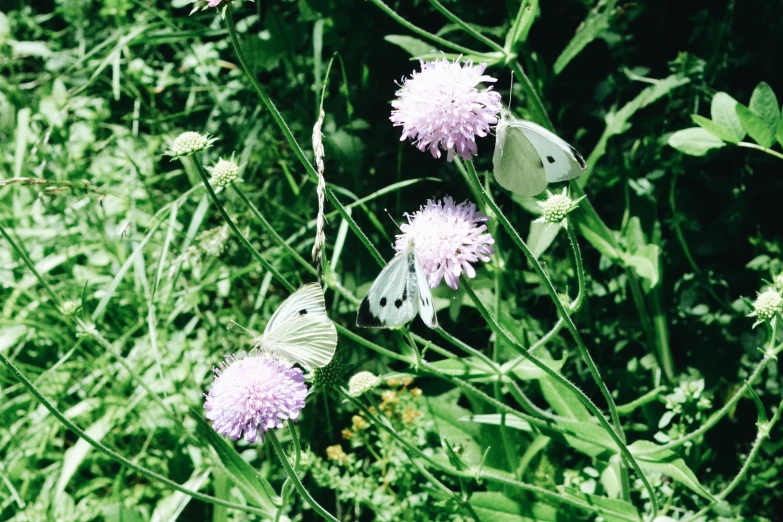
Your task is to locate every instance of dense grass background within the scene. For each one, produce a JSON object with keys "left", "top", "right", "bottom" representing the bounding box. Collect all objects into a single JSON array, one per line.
[{"left": 2, "top": 0, "right": 783, "bottom": 520}]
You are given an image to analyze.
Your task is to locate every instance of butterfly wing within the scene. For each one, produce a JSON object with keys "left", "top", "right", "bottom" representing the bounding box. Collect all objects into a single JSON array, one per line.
[
  {"left": 264, "top": 282, "right": 328, "bottom": 335},
  {"left": 414, "top": 252, "right": 438, "bottom": 329},
  {"left": 493, "top": 113, "right": 548, "bottom": 197},
  {"left": 514, "top": 120, "right": 586, "bottom": 183},
  {"left": 356, "top": 248, "right": 419, "bottom": 328},
  {"left": 259, "top": 315, "right": 337, "bottom": 369}
]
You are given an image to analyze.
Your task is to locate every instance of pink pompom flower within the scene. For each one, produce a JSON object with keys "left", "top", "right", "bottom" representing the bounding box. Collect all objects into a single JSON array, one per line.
[
  {"left": 390, "top": 57, "right": 502, "bottom": 162},
  {"left": 395, "top": 197, "right": 495, "bottom": 290},
  {"left": 204, "top": 353, "right": 308, "bottom": 443}
]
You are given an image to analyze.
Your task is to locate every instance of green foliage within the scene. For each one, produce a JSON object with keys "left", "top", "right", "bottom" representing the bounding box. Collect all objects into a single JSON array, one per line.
[{"left": 2, "top": 1, "right": 783, "bottom": 521}]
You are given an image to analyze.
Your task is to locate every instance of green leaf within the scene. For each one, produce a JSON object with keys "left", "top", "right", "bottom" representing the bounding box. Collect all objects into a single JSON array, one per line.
[
  {"left": 384, "top": 35, "right": 435, "bottom": 58},
  {"left": 711, "top": 92, "right": 745, "bottom": 141},
  {"left": 426, "top": 389, "right": 484, "bottom": 463},
  {"left": 559, "top": 488, "right": 642, "bottom": 522},
  {"left": 623, "top": 244, "right": 660, "bottom": 287},
  {"left": 777, "top": 118, "right": 783, "bottom": 147},
  {"left": 470, "top": 492, "right": 558, "bottom": 522},
  {"left": 500, "top": 352, "right": 567, "bottom": 381},
  {"left": 736, "top": 104, "right": 775, "bottom": 147},
  {"left": 554, "top": 0, "right": 619, "bottom": 75},
  {"left": 527, "top": 219, "right": 562, "bottom": 259},
  {"left": 540, "top": 376, "right": 591, "bottom": 421},
  {"left": 191, "top": 408, "right": 278, "bottom": 514},
  {"left": 691, "top": 114, "right": 739, "bottom": 144},
  {"left": 465, "top": 412, "right": 618, "bottom": 458},
  {"left": 668, "top": 127, "right": 725, "bottom": 156},
  {"left": 628, "top": 440, "right": 716, "bottom": 501},
  {"left": 749, "top": 81, "right": 780, "bottom": 130}
]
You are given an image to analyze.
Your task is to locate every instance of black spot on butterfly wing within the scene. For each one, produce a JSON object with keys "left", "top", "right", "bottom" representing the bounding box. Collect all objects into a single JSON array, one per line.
[
  {"left": 546, "top": 155, "right": 555, "bottom": 164},
  {"left": 380, "top": 297, "right": 387, "bottom": 307},
  {"left": 395, "top": 299, "right": 403, "bottom": 308},
  {"left": 356, "top": 297, "right": 383, "bottom": 328},
  {"left": 299, "top": 309, "right": 307, "bottom": 316}
]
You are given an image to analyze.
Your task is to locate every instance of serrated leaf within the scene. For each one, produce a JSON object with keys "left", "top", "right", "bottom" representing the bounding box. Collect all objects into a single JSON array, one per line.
[
  {"left": 711, "top": 92, "right": 745, "bottom": 141},
  {"left": 691, "top": 114, "right": 739, "bottom": 144},
  {"left": 384, "top": 35, "right": 435, "bottom": 58},
  {"left": 668, "top": 127, "right": 725, "bottom": 156},
  {"left": 191, "top": 408, "right": 278, "bottom": 514},
  {"left": 736, "top": 104, "right": 775, "bottom": 147},
  {"left": 629, "top": 440, "right": 716, "bottom": 501},
  {"left": 749, "top": 81, "right": 780, "bottom": 130}
]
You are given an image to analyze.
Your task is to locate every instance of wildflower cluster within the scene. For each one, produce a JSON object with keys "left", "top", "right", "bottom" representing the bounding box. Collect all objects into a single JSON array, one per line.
[
  {"left": 656, "top": 377, "right": 712, "bottom": 444},
  {"left": 207, "top": 157, "right": 240, "bottom": 191},
  {"left": 165, "top": 131, "right": 216, "bottom": 159}
]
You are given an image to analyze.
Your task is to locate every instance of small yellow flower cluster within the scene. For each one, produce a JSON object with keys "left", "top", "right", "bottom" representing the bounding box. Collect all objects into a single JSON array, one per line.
[{"left": 326, "top": 445, "right": 348, "bottom": 465}]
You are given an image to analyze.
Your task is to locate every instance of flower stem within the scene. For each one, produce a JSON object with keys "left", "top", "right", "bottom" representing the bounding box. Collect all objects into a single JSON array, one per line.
[
  {"left": 364, "top": 0, "right": 488, "bottom": 56},
  {"left": 190, "top": 157, "right": 294, "bottom": 293},
  {"left": 340, "top": 388, "right": 640, "bottom": 521},
  {"left": 0, "top": 351, "right": 273, "bottom": 518},
  {"left": 267, "top": 430, "right": 339, "bottom": 522},
  {"left": 460, "top": 278, "right": 656, "bottom": 515},
  {"left": 425, "top": 0, "right": 505, "bottom": 53},
  {"left": 463, "top": 161, "right": 626, "bottom": 440}
]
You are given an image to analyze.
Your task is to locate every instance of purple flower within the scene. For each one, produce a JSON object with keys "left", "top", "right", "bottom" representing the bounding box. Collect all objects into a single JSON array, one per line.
[
  {"left": 204, "top": 353, "right": 307, "bottom": 443},
  {"left": 207, "top": 0, "right": 222, "bottom": 6},
  {"left": 395, "top": 197, "right": 495, "bottom": 290},
  {"left": 390, "top": 57, "right": 502, "bottom": 162}
]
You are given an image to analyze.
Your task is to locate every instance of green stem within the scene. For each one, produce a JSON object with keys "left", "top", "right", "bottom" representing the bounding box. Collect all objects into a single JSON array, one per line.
[
  {"left": 737, "top": 141, "right": 783, "bottom": 161},
  {"left": 636, "top": 349, "right": 779, "bottom": 455},
  {"left": 0, "top": 352, "right": 272, "bottom": 518},
  {"left": 616, "top": 386, "right": 667, "bottom": 416},
  {"left": 191, "top": 157, "right": 294, "bottom": 293},
  {"left": 508, "top": 61, "right": 553, "bottom": 130},
  {"left": 267, "top": 430, "right": 338, "bottom": 522},
  {"left": 425, "top": 0, "right": 505, "bottom": 53},
  {"left": 461, "top": 280, "right": 656, "bottom": 515},
  {"left": 341, "top": 389, "right": 638, "bottom": 521},
  {"left": 686, "top": 395, "right": 783, "bottom": 521},
  {"left": 565, "top": 222, "right": 586, "bottom": 310},
  {"left": 463, "top": 162, "right": 626, "bottom": 442},
  {"left": 223, "top": 4, "right": 385, "bottom": 268},
  {"left": 365, "top": 0, "right": 487, "bottom": 56},
  {"left": 233, "top": 185, "right": 317, "bottom": 277}
]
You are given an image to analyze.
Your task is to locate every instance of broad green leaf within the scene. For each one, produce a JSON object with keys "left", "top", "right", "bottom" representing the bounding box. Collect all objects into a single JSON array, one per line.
[
  {"left": 470, "top": 492, "right": 558, "bottom": 522},
  {"left": 629, "top": 440, "right": 716, "bottom": 501},
  {"left": 623, "top": 244, "right": 660, "bottom": 287},
  {"left": 711, "top": 92, "right": 745, "bottom": 141},
  {"left": 668, "top": 127, "right": 725, "bottom": 156},
  {"left": 465, "top": 413, "right": 618, "bottom": 458},
  {"left": 527, "top": 219, "right": 562, "bottom": 259},
  {"left": 426, "top": 389, "right": 484, "bottom": 462},
  {"left": 192, "top": 408, "right": 278, "bottom": 514},
  {"left": 504, "top": 0, "right": 538, "bottom": 54},
  {"left": 554, "top": 0, "right": 619, "bottom": 75},
  {"left": 384, "top": 35, "right": 434, "bottom": 58},
  {"left": 777, "top": 118, "right": 783, "bottom": 147},
  {"left": 749, "top": 81, "right": 780, "bottom": 130},
  {"left": 691, "top": 114, "right": 739, "bottom": 144},
  {"left": 736, "top": 104, "right": 775, "bottom": 147},
  {"left": 560, "top": 488, "right": 642, "bottom": 522},
  {"left": 539, "top": 376, "right": 591, "bottom": 422},
  {"left": 500, "top": 352, "right": 567, "bottom": 381}
]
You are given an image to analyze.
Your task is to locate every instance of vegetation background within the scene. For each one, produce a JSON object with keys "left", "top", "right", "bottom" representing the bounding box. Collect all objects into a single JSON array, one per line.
[{"left": 2, "top": 0, "right": 783, "bottom": 520}]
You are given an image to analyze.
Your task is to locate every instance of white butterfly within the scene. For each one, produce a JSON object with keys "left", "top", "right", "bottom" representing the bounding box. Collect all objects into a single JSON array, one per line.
[
  {"left": 356, "top": 240, "right": 438, "bottom": 329},
  {"left": 493, "top": 110, "right": 586, "bottom": 197},
  {"left": 252, "top": 283, "right": 337, "bottom": 369}
]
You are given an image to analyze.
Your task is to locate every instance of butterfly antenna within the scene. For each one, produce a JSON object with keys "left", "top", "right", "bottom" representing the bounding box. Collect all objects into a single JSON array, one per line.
[
  {"left": 383, "top": 208, "right": 403, "bottom": 231},
  {"left": 508, "top": 71, "right": 515, "bottom": 111},
  {"left": 228, "top": 320, "right": 257, "bottom": 338}
]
